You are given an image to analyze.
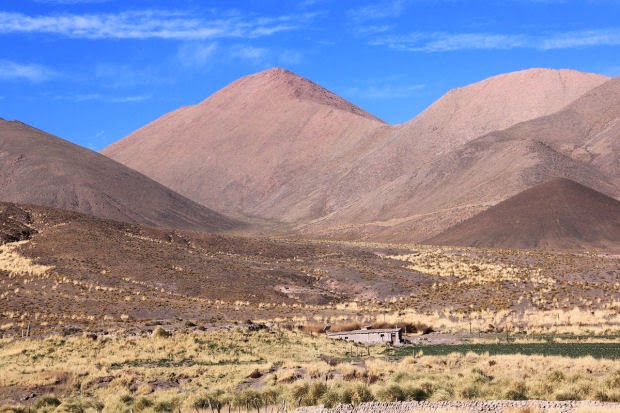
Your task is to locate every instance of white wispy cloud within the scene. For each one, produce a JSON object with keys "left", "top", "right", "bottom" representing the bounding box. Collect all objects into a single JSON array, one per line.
[
  {"left": 54, "top": 93, "right": 151, "bottom": 102},
  {"left": 540, "top": 28, "right": 620, "bottom": 49},
  {"left": 232, "top": 46, "right": 269, "bottom": 64},
  {"left": 279, "top": 50, "right": 303, "bottom": 65},
  {"left": 371, "top": 28, "right": 620, "bottom": 52},
  {"left": 178, "top": 42, "right": 304, "bottom": 68},
  {"left": 93, "top": 63, "right": 166, "bottom": 88},
  {"left": 0, "top": 10, "right": 317, "bottom": 40},
  {"left": 0, "top": 60, "right": 57, "bottom": 82},
  {"left": 177, "top": 42, "right": 219, "bottom": 67},
  {"left": 348, "top": 0, "right": 407, "bottom": 23}
]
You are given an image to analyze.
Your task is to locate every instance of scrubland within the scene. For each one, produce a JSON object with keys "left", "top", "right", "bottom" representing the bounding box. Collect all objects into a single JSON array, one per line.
[
  {"left": 0, "top": 207, "right": 619, "bottom": 410},
  {"left": 0, "top": 326, "right": 619, "bottom": 412}
]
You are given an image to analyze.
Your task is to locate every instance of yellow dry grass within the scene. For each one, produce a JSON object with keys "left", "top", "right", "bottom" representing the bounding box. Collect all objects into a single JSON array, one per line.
[
  {"left": 0, "top": 241, "right": 53, "bottom": 276},
  {"left": 1, "top": 328, "right": 619, "bottom": 411}
]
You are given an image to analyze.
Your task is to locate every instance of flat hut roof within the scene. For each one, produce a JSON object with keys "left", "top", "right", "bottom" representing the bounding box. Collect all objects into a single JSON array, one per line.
[{"left": 326, "top": 328, "right": 401, "bottom": 337}]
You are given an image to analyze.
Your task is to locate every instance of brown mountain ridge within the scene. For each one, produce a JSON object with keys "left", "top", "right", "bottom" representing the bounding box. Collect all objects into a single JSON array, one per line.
[
  {"left": 0, "top": 118, "right": 239, "bottom": 232},
  {"left": 102, "top": 68, "right": 388, "bottom": 222},
  {"left": 427, "top": 178, "right": 620, "bottom": 250},
  {"left": 101, "top": 68, "right": 611, "bottom": 242},
  {"left": 101, "top": 67, "right": 618, "bottom": 245}
]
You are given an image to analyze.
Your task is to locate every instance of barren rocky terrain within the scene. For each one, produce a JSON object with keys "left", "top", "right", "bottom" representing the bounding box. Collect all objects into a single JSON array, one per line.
[
  {"left": 0, "top": 118, "right": 238, "bottom": 232},
  {"left": 1, "top": 201, "right": 618, "bottom": 337},
  {"left": 428, "top": 178, "right": 620, "bottom": 249},
  {"left": 101, "top": 68, "right": 618, "bottom": 244}
]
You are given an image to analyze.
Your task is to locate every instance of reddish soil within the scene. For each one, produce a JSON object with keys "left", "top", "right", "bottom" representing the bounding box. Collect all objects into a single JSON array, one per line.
[{"left": 100, "top": 68, "right": 616, "bottom": 244}]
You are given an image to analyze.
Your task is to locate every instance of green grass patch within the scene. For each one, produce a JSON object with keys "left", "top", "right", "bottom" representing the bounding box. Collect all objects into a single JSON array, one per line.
[{"left": 390, "top": 342, "right": 620, "bottom": 359}]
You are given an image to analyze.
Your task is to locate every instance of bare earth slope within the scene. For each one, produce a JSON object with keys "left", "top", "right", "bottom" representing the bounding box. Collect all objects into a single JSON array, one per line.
[
  {"left": 427, "top": 178, "right": 620, "bottom": 249},
  {"left": 303, "top": 133, "right": 616, "bottom": 242},
  {"left": 0, "top": 119, "right": 238, "bottom": 231},
  {"left": 102, "top": 68, "right": 388, "bottom": 223},
  {"left": 301, "top": 72, "right": 617, "bottom": 241},
  {"left": 389, "top": 68, "right": 610, "bottom": 157},
  {"left": 1, "top": 201, "right": 618, "bottom": 336},
  {"left": 494, "top": 75, "right": 620, "bottom": 188},
  {"left": 102, "top": 67, "right": 612, "bottom": 241}
]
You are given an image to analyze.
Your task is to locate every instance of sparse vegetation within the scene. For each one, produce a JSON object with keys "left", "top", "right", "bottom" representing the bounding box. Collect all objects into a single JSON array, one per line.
[
  {"left": 1, "top": 204, "right": 619, "bottom": 410},
  {"left": 0, "top": 328, "right": 619, "bottom": 410}
]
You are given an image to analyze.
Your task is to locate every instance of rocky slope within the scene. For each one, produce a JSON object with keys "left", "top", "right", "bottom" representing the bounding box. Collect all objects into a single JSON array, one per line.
[{"left": 0, "top": 118, "right": 238, "bottom": 231}]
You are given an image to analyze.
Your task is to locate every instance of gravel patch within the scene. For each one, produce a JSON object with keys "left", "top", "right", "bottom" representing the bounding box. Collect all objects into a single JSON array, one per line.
[{"left": 294, "top": 400, "right": 620, "bottom": 413}]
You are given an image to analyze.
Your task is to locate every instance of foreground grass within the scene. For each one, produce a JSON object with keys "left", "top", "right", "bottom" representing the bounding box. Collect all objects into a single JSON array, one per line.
[{"left": 1, "top": 327, "right": 619, "bottom": 412}]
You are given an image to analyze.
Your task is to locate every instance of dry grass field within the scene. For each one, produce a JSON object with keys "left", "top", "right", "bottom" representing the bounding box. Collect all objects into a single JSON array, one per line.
[
  {"left": 0, "top": 328, "right": 619, "bottom": 411},
  {"left": 0, "top": 202, "right": 619, "bottom": 410}
]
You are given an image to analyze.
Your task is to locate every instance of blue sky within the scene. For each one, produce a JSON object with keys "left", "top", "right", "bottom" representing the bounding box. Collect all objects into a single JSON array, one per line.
[{"left": 1, "top": 0, "right": 620, "bottom": 150}]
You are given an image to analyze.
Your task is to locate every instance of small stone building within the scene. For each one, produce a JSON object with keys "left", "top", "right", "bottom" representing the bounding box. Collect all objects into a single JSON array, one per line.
[{"left": 326, "top": 326, "right": 403, "bottom": 346}]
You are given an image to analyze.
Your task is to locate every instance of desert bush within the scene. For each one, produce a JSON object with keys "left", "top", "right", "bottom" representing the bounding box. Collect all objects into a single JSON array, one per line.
[
  {"left": 554, "top": 386, "right": 582, "bottom": 401},
  {"left": 459, "top": 384, "right": 480, "bottom": 399},
  {"left": 192, "top": 390, "right": 227, "bottom": 412},
  {"left": 153, "top": 400, "right": 176, "bottom": 412},
  {"left": 0, "top": 406, "right": 27, "bottom": 413},
  {"left": 429, "top": 387, "right": 454, "bottom": 401},
  {"left": 151, "top": 326, "right": 171, "bottom": 338},
  {"left": 133, "top": 397, "right": 153, "bottom": 411},
  {"left": 595, "top": 388, "right": 620, "bottom": 403},
  {"left": 233, "top": 389, "right": 263, "bottom": 411},
  {"left": 119, "top": 394, "right": 133, "bottom": 405},
  {"left": 340, "top": 383, "right": 374, "bottom": 405},
  {"left": 376, "top": 383, "right": 406, "bottom": 401},
  {"left": 33, "top": 396, "right": 62, "bottom": 410},
  {"left": 504, "top": 381, "right": 528, "bottom": 400},
  {"left": 289, "top": 381, "right": 328, "bottom": 406},
  {"left": 320, "top": 389, "right": 341, "bottom": 408},
  {"left": 404, "top": 385, "right": 430, "bottom": 401},
  {"left": 55, "top": 398, "right": 103, "bottom": 413}
]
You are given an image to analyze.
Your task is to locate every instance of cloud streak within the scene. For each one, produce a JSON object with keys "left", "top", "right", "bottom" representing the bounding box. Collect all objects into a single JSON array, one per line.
[
  {"left": 371, "top": 28, "right": 620, "bottom": 52},
  {"left": 0, "top": 60, "right": 57, "bottom": 82},
  {"left": 0, "top": 10, "right": 317, "bottom": 40},
  {"left": 348, "top": 0, "right": 407, "bottom": 23},
  {"left": 54, "top": 93, "right": 151, "bottom": 103}
]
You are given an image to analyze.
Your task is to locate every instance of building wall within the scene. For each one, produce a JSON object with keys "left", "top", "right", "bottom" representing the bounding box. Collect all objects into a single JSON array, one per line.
[{"left": 328, "top": 330, "right": 401, "bottom": 345}]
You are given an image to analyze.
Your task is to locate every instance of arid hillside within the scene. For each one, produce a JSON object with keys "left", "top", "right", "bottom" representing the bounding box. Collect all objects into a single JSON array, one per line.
[
  {"left": 303, "top": 75, "right": 620, "bottom": 242},
  {"left": 101, "top": 68, "right": 614, "bottom": 243},
  {"left": 427, "top": 178, "right": 620, "bottom": 249},
  {"left": 489, "top": 75, "right": 620, "bottom": 192},
  {"left": 1, "top": 201, "right": 618, "bottom": 337},
  {"left": 0, "top": 118, "right": 238, "bottom": 232},
  {"left": 102, "top": 68, "right": 388, "bottom": 222},
  {"left": 398, "top": 68, "right": 609, "bottom": 153}
]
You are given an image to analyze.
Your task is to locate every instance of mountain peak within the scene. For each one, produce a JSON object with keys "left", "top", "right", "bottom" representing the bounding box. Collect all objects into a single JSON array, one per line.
[
  {"left": 216, "top": 67, "right": 385, "bottom": 123},
  {"left": 397, "top": 67, "right": 609, "bottom": 155}
]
